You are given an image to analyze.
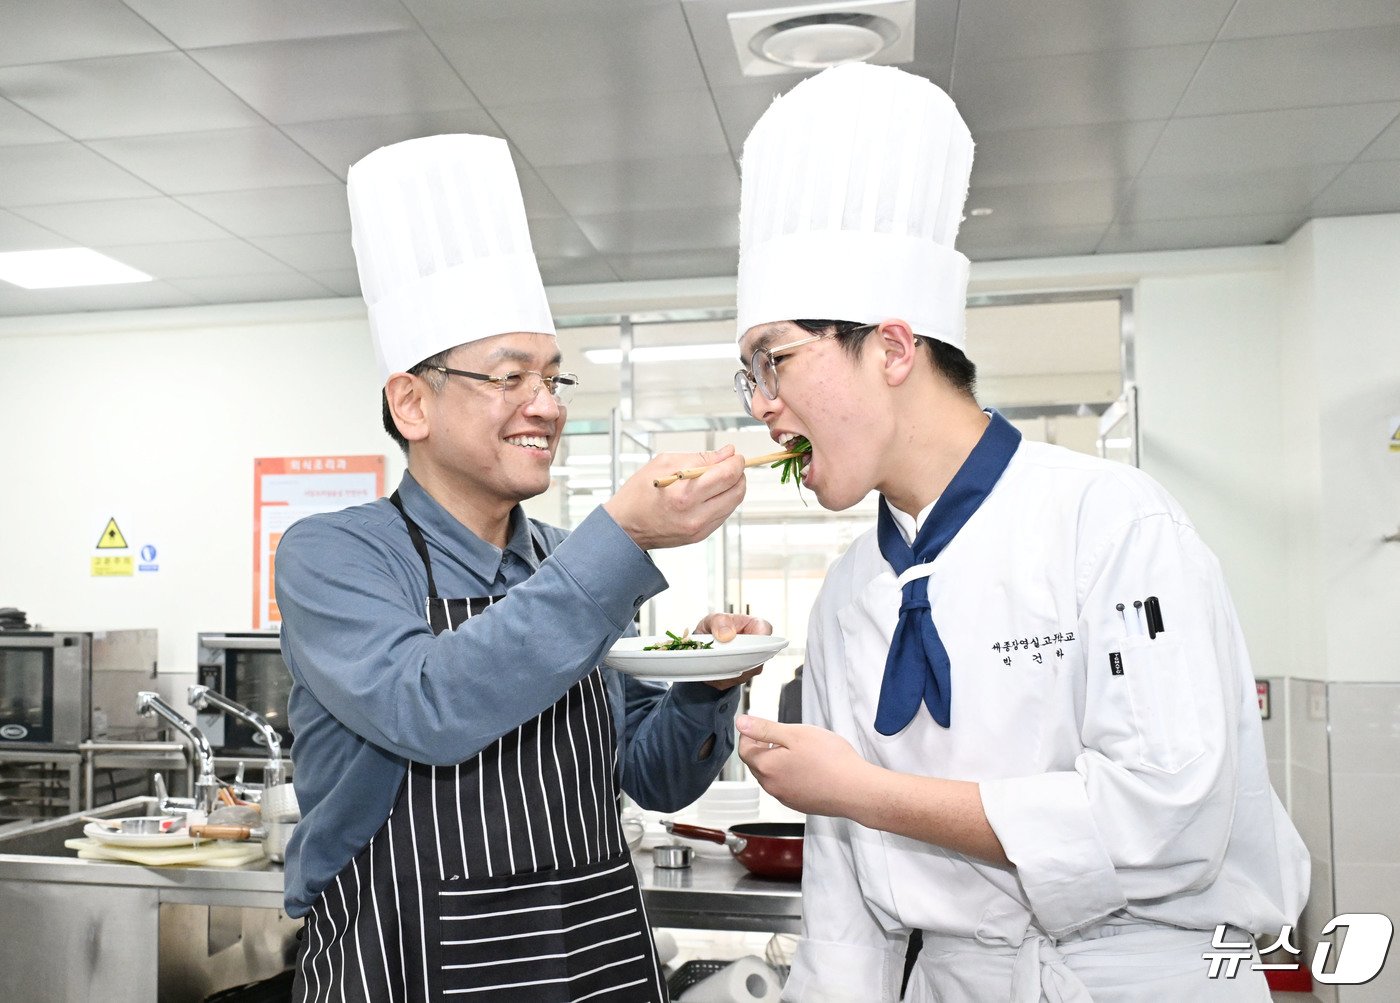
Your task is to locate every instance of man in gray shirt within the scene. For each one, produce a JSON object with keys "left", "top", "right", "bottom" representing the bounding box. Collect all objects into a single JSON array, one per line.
[{"left": 276, "top": 134, "right": 762, "bottom": 1003}]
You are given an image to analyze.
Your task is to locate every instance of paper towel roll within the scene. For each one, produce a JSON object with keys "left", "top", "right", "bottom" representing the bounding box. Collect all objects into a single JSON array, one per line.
[{"left": 679, "top": 955, "right": 781, "bottom": 1003}]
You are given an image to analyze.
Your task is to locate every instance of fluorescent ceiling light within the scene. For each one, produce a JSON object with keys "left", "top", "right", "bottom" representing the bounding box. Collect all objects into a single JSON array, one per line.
[
  {"left": 584, "top": 343, "right": 738, "bottom": 365},
  {"left": 0, "top": 248, "right": 152, "bottom": 289}
]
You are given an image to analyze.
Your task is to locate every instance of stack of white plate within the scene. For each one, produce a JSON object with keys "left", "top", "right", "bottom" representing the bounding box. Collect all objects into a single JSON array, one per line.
[
  {"left": 691, "top": 779, "right": 761, "bottom": 826},
  {"left": 677, "top": 779, "right": 761, "bottom": 857}
]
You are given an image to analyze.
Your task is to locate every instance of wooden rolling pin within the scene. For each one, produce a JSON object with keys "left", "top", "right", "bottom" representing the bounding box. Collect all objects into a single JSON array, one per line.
[{"left": 653, "top": 449, "right": 799, "bottom": 488}]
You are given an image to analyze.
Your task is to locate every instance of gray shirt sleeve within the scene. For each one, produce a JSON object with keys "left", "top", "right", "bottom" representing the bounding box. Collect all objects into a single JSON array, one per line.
[{"left": 276, "top": 505, "right": 668, "bottom": 767}]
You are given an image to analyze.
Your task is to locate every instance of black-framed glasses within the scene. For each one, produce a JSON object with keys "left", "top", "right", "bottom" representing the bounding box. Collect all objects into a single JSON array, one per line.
[
  {"left": 428, "top": 366, "right": 579, "bottom": 406},
  {"left": 733, "top": 324, "right": 877, "bottom": 416}
]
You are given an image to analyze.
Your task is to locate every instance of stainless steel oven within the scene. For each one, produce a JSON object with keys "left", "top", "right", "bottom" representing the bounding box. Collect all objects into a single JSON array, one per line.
[
  {"left": 0, "top": 629, "right": 157, "bottom": 748},
  {"left": 0, "top": 633, "right": 87, "bottom": 748},
  {"left": 195, "top": 632, "right": 294, "bottom": 755}
]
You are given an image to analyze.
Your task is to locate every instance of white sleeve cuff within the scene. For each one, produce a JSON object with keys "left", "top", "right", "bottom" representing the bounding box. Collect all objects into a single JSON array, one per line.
[
  {"left": 783, "top": 939, "right": 905, "bottom": 1003},
  {"left": 980, "top": 771, "right": 1127, "bottom": 938}
]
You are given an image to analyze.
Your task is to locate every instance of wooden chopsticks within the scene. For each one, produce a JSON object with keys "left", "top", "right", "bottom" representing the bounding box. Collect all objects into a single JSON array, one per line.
[{"left": 653, "top": 449, "right": 799, "bottom": 488}]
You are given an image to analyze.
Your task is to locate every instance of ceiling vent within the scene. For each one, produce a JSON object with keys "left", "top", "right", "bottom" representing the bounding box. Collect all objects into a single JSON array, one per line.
[{"left": 728, "top": 0, "right": 915, "bottom": 77}]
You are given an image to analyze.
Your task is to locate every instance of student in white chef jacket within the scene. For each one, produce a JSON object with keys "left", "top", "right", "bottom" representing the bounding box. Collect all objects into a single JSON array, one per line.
[{"left": 729, "top": 64, "right": 1310, "bottom": 1003}]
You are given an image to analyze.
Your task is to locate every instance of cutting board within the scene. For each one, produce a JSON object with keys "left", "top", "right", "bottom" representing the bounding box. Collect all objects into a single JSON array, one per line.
[{"left": 65, "top": 837, "right": 266, "bottom": 868}]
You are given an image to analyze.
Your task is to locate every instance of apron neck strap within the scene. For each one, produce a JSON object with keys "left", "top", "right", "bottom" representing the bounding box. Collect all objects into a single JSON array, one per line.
[{"left": 389, "top": 490, "right": 439, "bottom": 600}]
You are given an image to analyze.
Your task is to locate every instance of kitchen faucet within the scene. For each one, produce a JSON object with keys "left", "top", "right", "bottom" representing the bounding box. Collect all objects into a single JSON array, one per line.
[{"left": 136, "top": 691, "right": 220, "bottom": 815}]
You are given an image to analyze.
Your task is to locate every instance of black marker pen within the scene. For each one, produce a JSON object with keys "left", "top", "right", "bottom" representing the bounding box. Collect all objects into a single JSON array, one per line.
[{"left": 1145, "top": 596, "right": 1164, "bottom": 638}]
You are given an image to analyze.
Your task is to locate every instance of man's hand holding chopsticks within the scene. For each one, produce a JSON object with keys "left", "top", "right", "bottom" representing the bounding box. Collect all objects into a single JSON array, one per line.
[{"left": 604, "top": 444, "right": 746, "bottom": 551}]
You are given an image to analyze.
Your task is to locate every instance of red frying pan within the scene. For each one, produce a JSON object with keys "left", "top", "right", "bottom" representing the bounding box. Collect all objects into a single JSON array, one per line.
[{"left": 664, "top": 820, "right": 803, "bottom": 880}]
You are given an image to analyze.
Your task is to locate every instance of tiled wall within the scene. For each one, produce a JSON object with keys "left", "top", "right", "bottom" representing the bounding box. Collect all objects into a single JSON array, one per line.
[
  {"left": 1327, "top": 682, "right": 1400, "bottom": 1002},
  {"left": 1289, "top": 678, "right": 1337, "bottom": 1003},
  {"left": 1270, "top": 680, "right": 1400, "bottom": 1002}
]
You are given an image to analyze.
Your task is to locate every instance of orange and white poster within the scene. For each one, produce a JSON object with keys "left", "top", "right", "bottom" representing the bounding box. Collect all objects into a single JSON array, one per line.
[{"left": 253, "top": 455, "right": 385, "bottom": 628}]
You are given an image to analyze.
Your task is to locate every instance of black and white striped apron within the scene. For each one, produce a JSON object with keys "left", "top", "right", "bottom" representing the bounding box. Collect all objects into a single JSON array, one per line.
[{"left": 293, "top": 494, "right": 666, "bottom": 1002}]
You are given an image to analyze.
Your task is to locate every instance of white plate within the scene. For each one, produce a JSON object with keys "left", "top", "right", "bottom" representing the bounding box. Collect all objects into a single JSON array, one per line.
[
  {"left": 605, "top": 634, "right": 788, "bottom": 682},
  {"left": 83, "top": 821, "right": 196, "bottom": 848}
]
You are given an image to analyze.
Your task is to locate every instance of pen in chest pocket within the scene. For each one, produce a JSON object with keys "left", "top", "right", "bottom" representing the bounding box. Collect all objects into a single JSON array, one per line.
[{"left": 1145, "top": 596, "right": 1165, "bottom": 639}]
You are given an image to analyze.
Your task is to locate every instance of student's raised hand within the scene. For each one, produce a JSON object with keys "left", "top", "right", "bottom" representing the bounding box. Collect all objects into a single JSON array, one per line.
[
  {"left": 736, "top": 715, "right": 872, "bottom": 818},
  {"left": 605, "top": 445, "right": 745, "bottom": 551},
  {"left": 693, "top": 611, "right": 772, "bottom": 691}
]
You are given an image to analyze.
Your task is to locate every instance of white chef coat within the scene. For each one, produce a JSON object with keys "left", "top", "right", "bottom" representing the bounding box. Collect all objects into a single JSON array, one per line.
[{"left": 783, "top": 441, "right": 1308, "bottom": 1003}]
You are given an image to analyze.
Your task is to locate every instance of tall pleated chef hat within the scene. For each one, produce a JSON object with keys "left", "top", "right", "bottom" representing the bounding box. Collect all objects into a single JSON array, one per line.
[
  {"left": 736, "top": 63, "right": 974, "bottom": 352},
  {"left": 347, "top": 134, "right": 555, "bottom": 382}
]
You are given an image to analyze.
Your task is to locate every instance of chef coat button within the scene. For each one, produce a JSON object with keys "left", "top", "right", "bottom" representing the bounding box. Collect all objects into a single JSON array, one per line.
[{"left": 634, "top": 595, "right": 645, "bottom": 608}]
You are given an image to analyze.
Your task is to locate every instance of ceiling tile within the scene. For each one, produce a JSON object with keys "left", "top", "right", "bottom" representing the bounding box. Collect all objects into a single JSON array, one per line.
[
  {"left": 123, "top": 0, "right": 422, "bottom": 47},
  {"left": 189, "top": 33, "right": 481, "bottom": 125},
  {"left": 949, "top": 44, "right": 1207, "bottom": 131},
  {"left": 0, "top": 0, "right": 173, "bottom": 68},
  {"left": 283, "top": 109, "right": 503, "bottom": 179},
  {"left": 167, "top": 272, "right": 335, "bottom": 304},
  {"left": 246, "top": 233, "right": 358, "bottom": 273},
  {"left": 432, "top": 3, "right": 706, "bottom": 106},
  {"left": 525, "top": 218, "right": 599, "bottom": 260},
  {"left": 1219, "top": 0, "right": 1400, "bottom": 39},
  {"left": 536, "top": 155, "right": 740, "bottom": 216},
  {"left": 14, "top": 197, "right": 235, "bottom": 245},
  {"left": 1309, "top": 160, "right": 1400, "bottom": 216},
  {"left": 0, "top": 142, "right": 157, "bottom": 207},
  {"left": 709, "top": 82, "right": 792, "bottom": 159},
  {"left": 177, "top": 185, "right": 350, "bottom": 238},
  {"left": 0, "top": 209, "right": 69, "bottom": 252},
  {"left": 970, "top": 120, "right": 1167, "bottom": 187},
  {"left": 954, "top": 0, "right": 1234, "bottom": 61},
  {"left": 89, "top": 127, "right": 339, "bottom": 194},
  {"left": 95, "top": 239, "right": 290, "bottom": 278},
  {"left": 573, "top": 208, "right": 739, "bottom": 255},
  {"left": 1097, "top": 214, "right": 1306, "bottom": 252},
  {"left": 0, "top": 97, "right": 67, "bottom": 145},
  {"left": 0, "top": 53, "right": 263, "bottom": 140},
  {"left": 492, "top": 90, "right": 730, "bottom": 167},
  {"left": 510, "top": 151, "right": 572, "bottom": 220},
  {"left": 1118, "top": 166, "right": 1345, "bottom": 222},
  {"left": 0, "top": 280, "right": 201, "bottom": 314},
  {"left": 304, "top": 269, "right": 364, "bottom": 298},
  {"left": 1140, "top": 104, "right": 1400, "bottom": 177},
  {"left": 1359, "top": 110, "right": 1400, "bottom": 161},
  {"left": 960, "top": 224, "right": 1109, "bottom": 262},
  {"left": 965, "top": 179, "right": 1130, "bottom": 229},
  {"left": 605, "top": 249, "right": 738, "bottom": 281},
  {"left": 1178, "top": 26, "right": 1400, "bottom": 116},
  {"left": 537, "top": 257, "right": 620, "bottom": 286}
]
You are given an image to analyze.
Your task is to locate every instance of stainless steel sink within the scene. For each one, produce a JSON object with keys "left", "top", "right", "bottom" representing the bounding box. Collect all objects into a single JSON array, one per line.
[{"left": 0, "top": 796, "right": 155, "bottom": 857}]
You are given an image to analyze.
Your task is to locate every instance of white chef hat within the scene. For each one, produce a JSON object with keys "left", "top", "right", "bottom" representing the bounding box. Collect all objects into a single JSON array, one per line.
[
  {"left": 347, "top": 134, "right": 556, "bottom": 382},
  {"left": 736, "top": 63, "right": 974, "bottom": 352}
]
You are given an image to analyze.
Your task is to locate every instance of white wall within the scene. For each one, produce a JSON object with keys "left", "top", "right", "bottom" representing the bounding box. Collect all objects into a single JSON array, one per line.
[
  {"left": 1133, "top": 268, "right": 1290, "bottom": 675},
  {"left": 0, "top": 300, "right": 400, "bottom": 674},
  {"left": 2, "top": 215, "right": 1397, "bottom": 686},
  {"left": 1309, "top": 216, "right": 1400, "bottom": 683}
]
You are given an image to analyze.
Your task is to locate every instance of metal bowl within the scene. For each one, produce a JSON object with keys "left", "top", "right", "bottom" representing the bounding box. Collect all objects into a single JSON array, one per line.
[{"left": 652, "top": 843, "right": 693, "bottom": 869}]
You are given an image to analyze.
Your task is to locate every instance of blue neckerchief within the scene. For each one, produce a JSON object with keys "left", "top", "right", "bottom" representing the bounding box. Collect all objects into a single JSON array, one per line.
[{"left": 874, "top": 410, "right": 1022, "bottom": 735}]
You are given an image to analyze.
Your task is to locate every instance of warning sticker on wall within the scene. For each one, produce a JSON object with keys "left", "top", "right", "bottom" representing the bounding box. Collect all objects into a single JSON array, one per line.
[
  {"left": 91, "top": 555, "right": 134, "bottom": 577},
  {"left": 1389, "top": 415, "right": 1400, "bottom": 453},
  {"left": 96, "top": 517, "right": 129, "bottom": 549}
]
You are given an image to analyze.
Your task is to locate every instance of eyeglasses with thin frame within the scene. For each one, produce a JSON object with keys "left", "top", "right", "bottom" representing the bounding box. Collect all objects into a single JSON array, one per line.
[
  {"left": 733, "top": 324, "right": 877, "bottom": 416},
  {"left": 428, "top": 366, "right": 579, "bottom": 407}
]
